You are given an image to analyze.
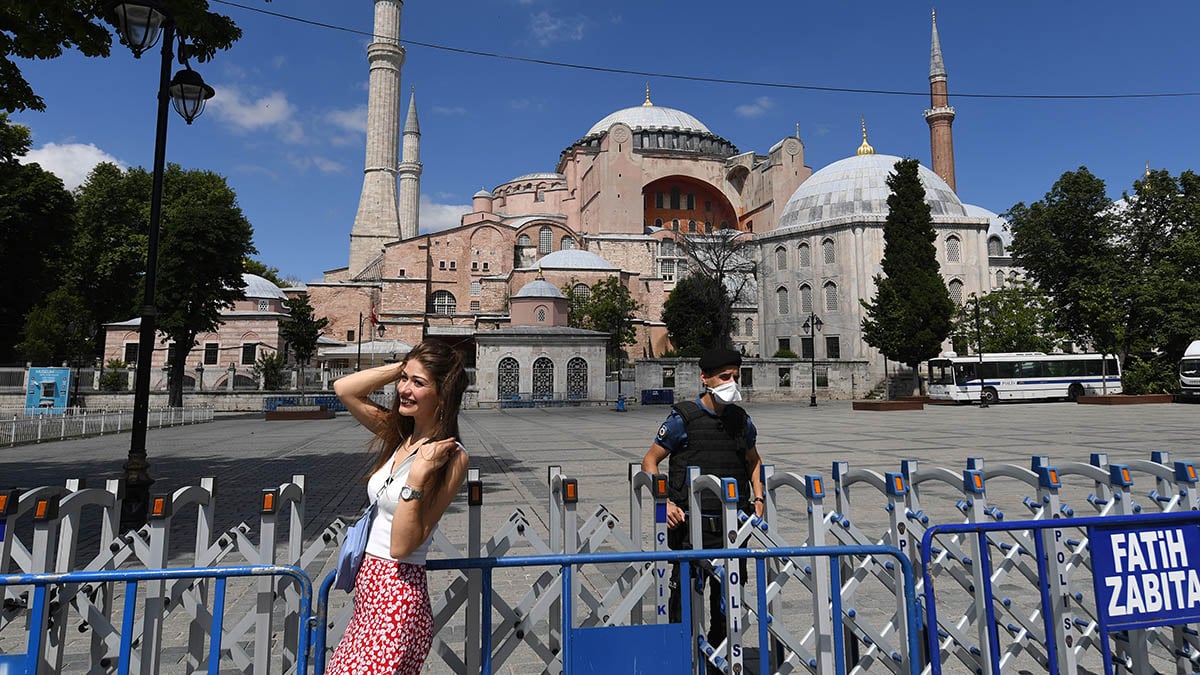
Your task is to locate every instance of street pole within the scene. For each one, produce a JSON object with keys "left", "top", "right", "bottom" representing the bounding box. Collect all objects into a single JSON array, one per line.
[
  {"left": 804, "top": 311, "right": 822, "bottom": 407},
  {"left": 356, "top": 312, "right": 364, "bottom": 371},
  {"left": 122, "top": 22, "right": 175, "bottom": 531},
  {"left": 975, "top": 302, "right": 988, "bottom": 409}
]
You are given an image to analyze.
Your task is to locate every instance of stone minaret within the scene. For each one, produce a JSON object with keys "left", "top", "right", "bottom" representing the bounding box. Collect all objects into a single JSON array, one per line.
[
  {"left": 924, "top": 9, "right": 957, "bottom": 192},
  {"left": 398, "top": 88, "right": 421, "bottom": 240},
  {"left": 349, "top": 0, "right": 405, "bottom": 275}
]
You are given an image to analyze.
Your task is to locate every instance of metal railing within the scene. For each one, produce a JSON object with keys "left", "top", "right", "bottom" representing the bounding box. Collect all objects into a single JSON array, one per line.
[{"left": 0, "top": 407, "right": 213, "bottom": 446}]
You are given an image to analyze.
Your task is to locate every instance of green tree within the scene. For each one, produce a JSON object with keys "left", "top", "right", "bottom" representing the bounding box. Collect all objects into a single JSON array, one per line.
[
  {"left": 244, "top": 258, "right": 288, "bottom": 287},
  {"left": 860, "top": 158, "right": 954, "bottom": 386},
  {"left": 678, "top": 230, "right": 756, "bottom": 350},
  {"left": 0, "top": 114, "right": 75, "bottom": 362},
  {"left": 281, "top": 294, "right": 329, "bottom": 393},
  {"left": 662, "top": 274, "right": 726, "bottom": 356},
  {"left": 253, "top": 351, "right": 286, "bottom": 390},
  {"left": 1007, "top": 168, "right": 1122, "bottom": 357},
  {"left": 155, "top": 164, "right": 256, "bottom": 406},
  {"left": 1, "top": 1, "right": 262, "bottom": 113},
  {"left": 563, "top": 276, "right": 641, "bottom": 366},
  {"left": 950, "top": 281, "right": 1064, "bottom": 354}
]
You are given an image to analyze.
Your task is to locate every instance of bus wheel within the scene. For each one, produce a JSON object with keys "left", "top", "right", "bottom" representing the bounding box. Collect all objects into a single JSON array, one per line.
[
  {"left": 1068, "top": 383, "right": 1084, "bottom": 402},
  {"left": 982, "top": 387, "right": 998, "bottom": 405}
]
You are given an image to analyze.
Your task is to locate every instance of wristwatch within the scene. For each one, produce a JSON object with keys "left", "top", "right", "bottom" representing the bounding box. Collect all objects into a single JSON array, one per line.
[{"left": 400, "top": 485, "right": 424, "bottom": 502}]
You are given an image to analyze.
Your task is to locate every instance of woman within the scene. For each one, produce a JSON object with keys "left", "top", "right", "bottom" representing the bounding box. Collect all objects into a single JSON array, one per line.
[{"left": 327, "top": 340, "right": 470, "bottom": 674}]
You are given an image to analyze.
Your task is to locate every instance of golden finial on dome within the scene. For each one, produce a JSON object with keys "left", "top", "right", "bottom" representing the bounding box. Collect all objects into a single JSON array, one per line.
[
  {"left": 1145, "top": 160, "right": 1151, "bottom": 178},
  {"left": 796, "top": 122, "right": 801, "bottom": 138},
  {"left": 643, "top": 82, "right": 653, "bottom": 107},
  {"left": 535, "top": 267, "right": 545, "bottom": 280},
  {"left": 856, "top": 115, "right": 875, "bottom": 156}
]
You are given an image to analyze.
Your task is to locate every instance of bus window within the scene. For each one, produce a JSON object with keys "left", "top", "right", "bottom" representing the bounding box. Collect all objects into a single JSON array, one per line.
[
  {"left": 929, "top": 362, "right": 955, "bottom": 385},
  {"left": 955, "top": 363, "right": 977, "bottom": 383},
  {"left": 1183, "top": 359, "right": 1200, "bottom": 378},
  {"left": 993, "top": 362, "right": 1017, "bottom": 379},
  {"left": 1016, "top": 361, "right": 1044, "bottom": 378}
]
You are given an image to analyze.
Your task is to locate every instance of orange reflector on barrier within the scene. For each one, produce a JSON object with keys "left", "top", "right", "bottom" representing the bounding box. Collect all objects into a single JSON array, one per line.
[
  {"left": 812, "top": 478, "right": 822, "bottom": 496},
  {"left": 1049, "top": 470, "right": 1059, "bottom": 485},
  {"left": 468, "top": 481, "right": 483, "bottom": 506},
  {"left": 152, "top": 498, "right": 166, "bottom": 517},
  {"left": 565, "top": 483, "right": 577, "bottom": 502},
  {"left": 35, "top": 500, "right": 47, "bottom": 519},
  {"left": 655, "top": 477, "right": 668, "bottom": 497},
  {"left": 726, "top": 482, "right": 737, "bottom": 500},
  {"left": 1191, "top": 465, "right": 1197, "bottom": 481},
  {"left": 894, "top": 475, "right": 905, "bottom": 493},
  {"left": 1121, "top": 468, "right": 1132, "bottom": 483},
  {"left": 261, "top": 491, "right": 276, "bottom": 514},
  {"left": 0, "top": 494, "right": 7, "bottom": 513},
  {"left": 973, "top": 474, "right": 984, "bottom": 490}
]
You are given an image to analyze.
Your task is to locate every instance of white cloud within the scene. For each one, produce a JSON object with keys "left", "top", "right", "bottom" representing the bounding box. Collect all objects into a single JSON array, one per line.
[
  {"left": 286, "top": 153, "right": 345, "bottom": 174},
  {"left": 530, "top": 11, "right": 586, "bottom": 45},
  {"left": 735, "top": 96, "right": 774, "bottom": 118},
  {"left": 20, "top": 143, "right": 125, "bottom": 191},
  {"left": 418, "top": 195, "right": 471, "bottom": 234},
  {"left": 432, "top": 105, "right": 467, "bottom": 116},
  {"left": 325, "top": 105, "right": 368, "bottom": 135},
  {"left": 208, "top": 86, "right": 305, "bottom": 143}
]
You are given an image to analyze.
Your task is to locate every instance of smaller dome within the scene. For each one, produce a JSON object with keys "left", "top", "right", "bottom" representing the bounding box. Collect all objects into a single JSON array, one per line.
[
  {"left": 963, "top": 204, "right": 1013, "bottom": 250},
  {"left": 474, "top": 188, "right": 492, "bottom": 198},
  {"left": 513, "top": 278, "right": 565, "bottom": 299},
  {"left": 242, "top": 273, "right": 287, "bottom": 299},
  {"left": 536, "top": 249, "right": 617, "bottom": 270},
  {"left": 502, "top": 172, "right": 564, "bottom": 185}
]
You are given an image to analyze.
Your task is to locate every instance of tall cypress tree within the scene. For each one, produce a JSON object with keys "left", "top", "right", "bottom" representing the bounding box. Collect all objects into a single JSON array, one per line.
[{"left": 861, "top": 158, "right": 954, "bottom": 384}]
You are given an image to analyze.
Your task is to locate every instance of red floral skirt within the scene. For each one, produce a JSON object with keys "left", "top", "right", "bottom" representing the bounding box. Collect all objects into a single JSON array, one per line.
[{"left": 326, "top": 556, "right": 433, "bottom": 675}]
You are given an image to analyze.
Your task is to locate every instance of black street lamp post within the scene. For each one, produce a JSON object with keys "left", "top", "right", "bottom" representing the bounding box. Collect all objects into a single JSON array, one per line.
[
  {"left": 802, "top": 311, "right": 823, "bottom": 407},
  {"left": 110, "top": 0, "right": 214, "bottom": 530}
]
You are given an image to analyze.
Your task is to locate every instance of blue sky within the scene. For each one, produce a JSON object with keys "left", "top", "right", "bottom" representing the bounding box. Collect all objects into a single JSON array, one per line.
[{"left": 13, "top": 1, "right": 1200, "bottom": 283}]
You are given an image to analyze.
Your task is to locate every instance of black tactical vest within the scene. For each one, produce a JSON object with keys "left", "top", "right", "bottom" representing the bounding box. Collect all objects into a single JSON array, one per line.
[{"left": 667, "top": 401, "right": 751, "bottom": 514}]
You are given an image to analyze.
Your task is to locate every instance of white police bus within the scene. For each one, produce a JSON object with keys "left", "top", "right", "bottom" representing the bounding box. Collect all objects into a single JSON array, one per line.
[
  {"left": 1181, "top": 340, "right": 1200, "bottom": 399},
  {"left": 927, "top": 352, "right": 1122, "bottom": 404}
]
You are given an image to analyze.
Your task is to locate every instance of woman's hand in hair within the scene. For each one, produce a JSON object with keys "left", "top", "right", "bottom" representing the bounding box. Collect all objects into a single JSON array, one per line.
[{"left": 410, "top": 438, "right": 463, "bottom": 489}]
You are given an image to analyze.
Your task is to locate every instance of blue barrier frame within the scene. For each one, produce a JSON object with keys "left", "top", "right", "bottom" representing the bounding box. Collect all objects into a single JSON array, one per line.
[
  {"left": 316, "top": 544, "right": 922, "bottom": 675},
  {"left": 0, "top": 565, "right": 313, "bottom": 675},
  {"left": 921, "top": 511, "right": 1200, "bottom": 675}
]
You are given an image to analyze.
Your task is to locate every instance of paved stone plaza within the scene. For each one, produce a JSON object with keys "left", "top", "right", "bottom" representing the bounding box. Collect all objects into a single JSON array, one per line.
[{"left": 2, "top": 399, "right": 1197, "bottom": 672}]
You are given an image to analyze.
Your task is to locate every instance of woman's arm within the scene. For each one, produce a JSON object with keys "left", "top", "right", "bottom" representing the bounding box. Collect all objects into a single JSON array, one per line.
[
  {"left": 332, "top": 362, "right": 404, "bottom": 434},
  {"left": 389, "top": 439, "right": 469, "bottom": 559}
]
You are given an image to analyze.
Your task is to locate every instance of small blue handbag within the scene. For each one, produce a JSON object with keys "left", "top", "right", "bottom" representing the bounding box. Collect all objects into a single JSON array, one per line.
[{"left": 333, "top": 503, "right": 376, "bottom": 592}]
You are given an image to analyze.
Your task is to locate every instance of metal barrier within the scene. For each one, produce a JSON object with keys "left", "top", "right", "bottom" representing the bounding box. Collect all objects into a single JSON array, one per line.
[
  {"left": 314, "top": 545, "right": 921, "bottom": 675},
  {"left": 0, "top": 565, "right": 313, "bottom": 675},
  {"left": 922, "top": 482, "right": 1200, "bottom": 675}
]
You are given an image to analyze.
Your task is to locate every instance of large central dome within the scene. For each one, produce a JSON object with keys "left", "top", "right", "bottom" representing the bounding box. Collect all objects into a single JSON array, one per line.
[
  {"left": 587, "top": 103, "right": 711, "bottom": 137},
  {"left": 778, "top": 153, "right": 967, "bottom": 231}
]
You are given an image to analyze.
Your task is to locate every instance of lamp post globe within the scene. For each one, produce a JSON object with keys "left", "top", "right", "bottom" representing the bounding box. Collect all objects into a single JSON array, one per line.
[
  {"left": 110, "top": 0, "right": 214, "bottom": 530},
  {"left": 109, "top": 0, "right": 170, "bottom": 57}
]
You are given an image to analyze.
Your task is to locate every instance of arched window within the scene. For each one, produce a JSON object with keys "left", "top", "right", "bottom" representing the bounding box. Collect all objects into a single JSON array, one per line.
[
  {"left": 775, "top": 246, "right": 787, "bottom": 271},
  {"left": 561, "top": 236, "right": 576, "bottom": 250},
  {"left": 776, "top": 286, "right": 790, "bottom": 315},
  {"left": 517, "top": 234, "right": 531, "bottom": 247},
  {"left": 946, "top": 235, "right": 961, "bottom": 263},
  {"left": 536, "top": 306, "right": 547, "bottom": 323},
  {"left": 822, "top": 238, "right": 835, "bottom": 264},
  {"left": 431, "top": 290, "right": 456, "bottom": 315},
  {"left": 538, "top": 227, "right": 552, "bottom": 254},
  {"left": 995, "top": 270, "right": 1004, "bottom": 288},
  {"left": 572, "top": 283, "right": 591, "bottom": 300},
  {"left": 533, "top": 357, "right": 554, "bottom": 398},
  {"left": 824, "top": 281, "right": 838, "bottom": 311},
  {"left": 948, "top": 279, "right": 964, "bottom": 304},
  {"left": 798, "top": 243, "right": 811, "bottom": 268},
  {"left": 731, "top": 319, "right": 740, "bottom": 337},
  {"left": 745, "top": 318, "right": 754, "bottom": 335},
  {"left": 654, "top": 218, "right": 663, "bottom": 228},
  {"left": 498, "top": 357, "right": 519, "bottom": 399},
  {"left": 567, "top": 357, "right": 588, "bottom": 399},
  {"left": 688, "top": 219, "right": 696, "bottom": 233},
  {"left": 988, "top": 236, "right": 1004, "bottom": 257},
  {"left": 800, "top": 284, "right": 813, "bottom": 314},
  {"left": 672, "top": 219, "right": 679, "bottom": 232}
]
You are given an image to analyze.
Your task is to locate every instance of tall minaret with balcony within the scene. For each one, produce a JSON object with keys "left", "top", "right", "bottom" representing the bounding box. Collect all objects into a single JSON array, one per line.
[
  {"left": 349, "top": 0, "right": 404, "bottom": 275},
  {"left": 924, "top": 10, "right": 957, "bottom": 192},
  {"left": 398, "top": 88, "right": 422, "bottom": 241}
]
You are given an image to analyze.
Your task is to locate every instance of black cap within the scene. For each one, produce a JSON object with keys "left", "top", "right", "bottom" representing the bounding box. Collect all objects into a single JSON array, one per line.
[{"left": 699, "top": 347, "right": 741, "bottom": 374}]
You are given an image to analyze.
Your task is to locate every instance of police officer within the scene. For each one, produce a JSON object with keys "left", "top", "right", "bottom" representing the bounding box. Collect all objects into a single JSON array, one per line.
[{"left": 641, "top": 347, "right": 765, "bottom": 653}]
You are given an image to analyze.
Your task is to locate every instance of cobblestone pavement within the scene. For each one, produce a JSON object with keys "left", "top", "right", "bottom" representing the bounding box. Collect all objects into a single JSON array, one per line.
[{"left": 2, "top": 400, "right": 1196, "bottom": 672}]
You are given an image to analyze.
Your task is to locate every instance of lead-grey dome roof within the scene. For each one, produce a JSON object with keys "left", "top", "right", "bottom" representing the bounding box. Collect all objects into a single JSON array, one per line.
[
  {"left": 587, "top": 104, "right": 711, "bottom": 137},
  {"left": 242, "top": 273, "right": 287, "bottom": 299},
  {"left": 535, "top": 249, "right": 617, "bottom": 270},
  {"left": 963, "top": 203, "right": 1013, "bottom": 249},
  {"left": 513, "top": 278, "right": 566, "bottom": 298},
  {"left": 779, "top": 154, "right": 967, "bottom": 231}
]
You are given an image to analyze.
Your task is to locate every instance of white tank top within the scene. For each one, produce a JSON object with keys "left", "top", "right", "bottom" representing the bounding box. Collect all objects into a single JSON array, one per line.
[{"left": 364, "top": 450, "right": 434, "bottom": 565}]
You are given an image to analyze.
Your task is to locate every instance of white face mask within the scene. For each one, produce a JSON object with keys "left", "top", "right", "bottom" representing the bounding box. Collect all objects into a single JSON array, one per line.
[{"left": 708, "top": 380, "right": 742, "bottom": 404}]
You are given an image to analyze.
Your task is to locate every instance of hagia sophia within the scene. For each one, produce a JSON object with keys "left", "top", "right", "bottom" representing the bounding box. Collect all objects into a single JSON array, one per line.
[{"left": 104, "top": 2, "right": 1019, "bottom": 405}]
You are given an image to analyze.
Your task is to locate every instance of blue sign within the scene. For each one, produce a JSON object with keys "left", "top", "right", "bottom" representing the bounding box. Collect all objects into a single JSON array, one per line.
[
  {"left": 24, "top": 367, "right": 71, "bottom": 414},
  {"left": 1091, "top": 523, "right": 1200, "bottom": 630}
]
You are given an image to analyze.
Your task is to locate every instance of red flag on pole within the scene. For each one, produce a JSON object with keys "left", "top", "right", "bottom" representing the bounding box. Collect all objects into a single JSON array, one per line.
[{"left": 369, "top": 301, "right": 379, "bottom": 327}]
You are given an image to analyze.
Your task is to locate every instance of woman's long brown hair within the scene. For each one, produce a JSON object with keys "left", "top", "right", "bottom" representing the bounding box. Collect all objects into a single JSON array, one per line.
[{"left": 367, "top": 340, "right": 469, "bottom": 477}]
